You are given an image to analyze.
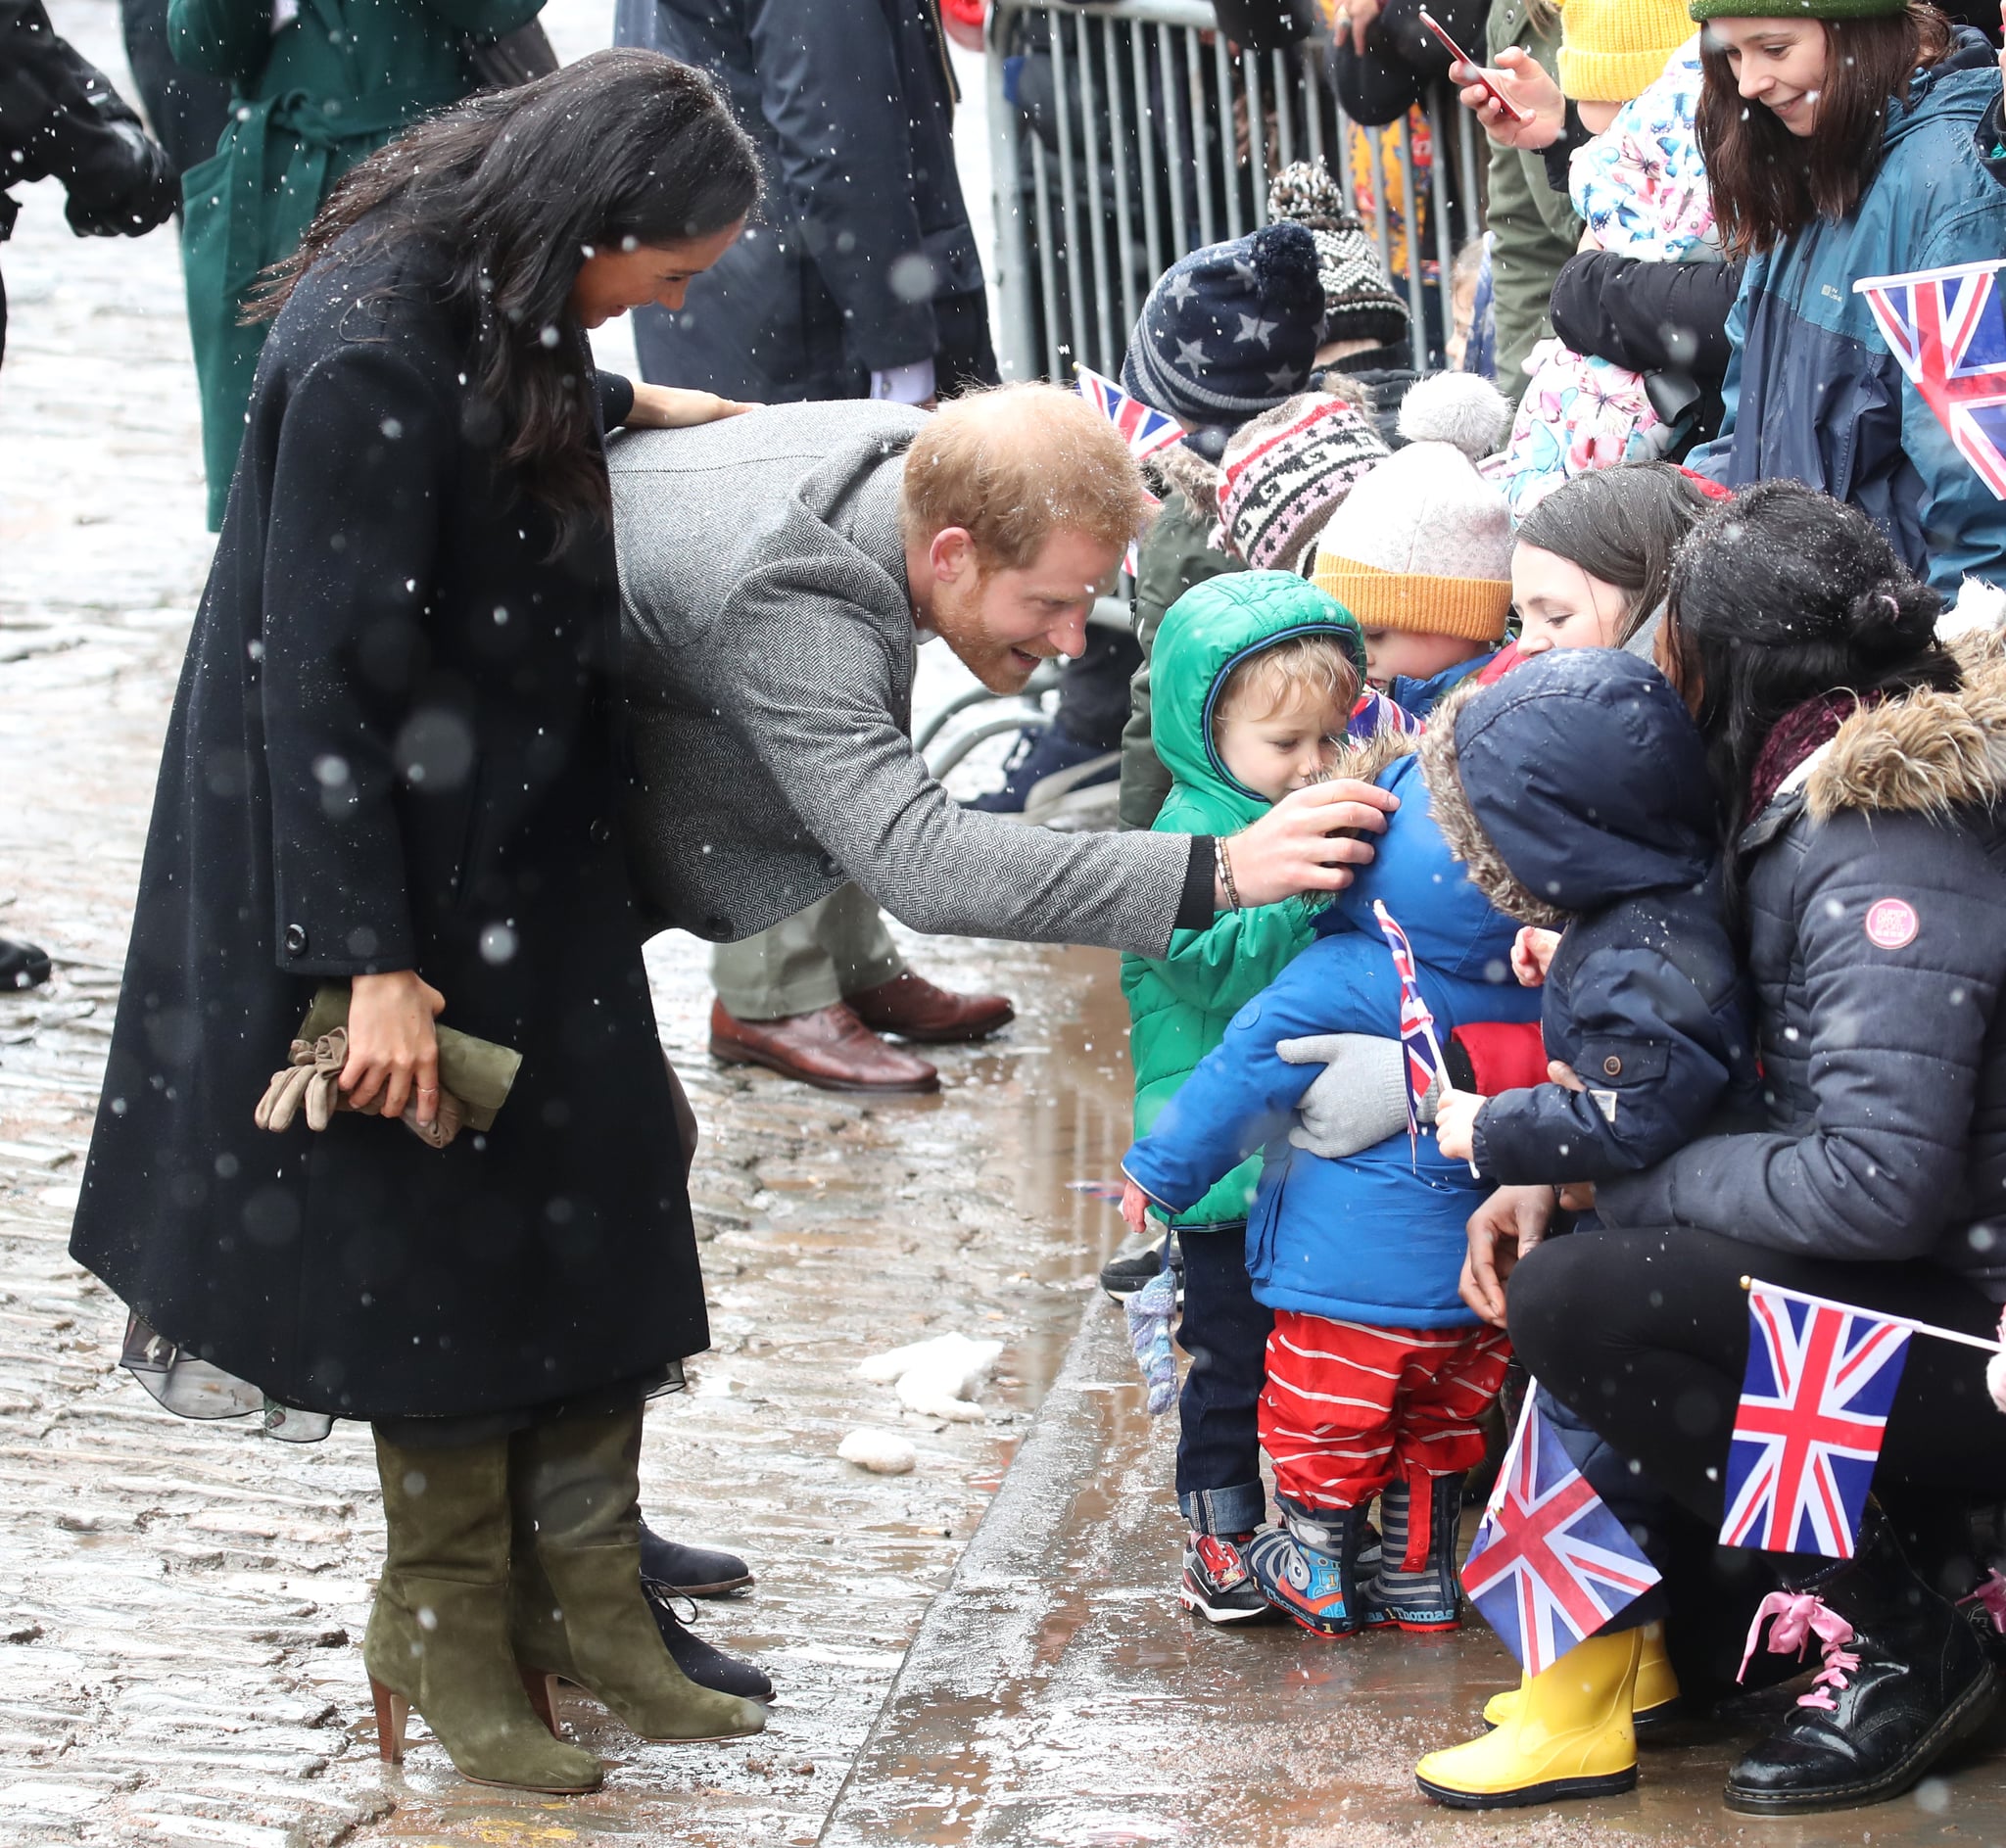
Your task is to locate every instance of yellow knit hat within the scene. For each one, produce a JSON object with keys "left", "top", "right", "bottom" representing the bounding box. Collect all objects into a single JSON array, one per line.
[{"left": 1557, "top": 0, "right": 1692, "bottom": 102}]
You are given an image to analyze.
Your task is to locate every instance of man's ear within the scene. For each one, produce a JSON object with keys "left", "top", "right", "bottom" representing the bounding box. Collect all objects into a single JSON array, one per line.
[{"left": 930, "top": 526, "right": 978, "bottom": 586}]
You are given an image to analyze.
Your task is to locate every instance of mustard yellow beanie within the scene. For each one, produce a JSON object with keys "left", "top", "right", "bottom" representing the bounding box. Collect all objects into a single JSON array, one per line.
[{"left": 1558, "top": 0, "right": 1693, "bottom": 102}]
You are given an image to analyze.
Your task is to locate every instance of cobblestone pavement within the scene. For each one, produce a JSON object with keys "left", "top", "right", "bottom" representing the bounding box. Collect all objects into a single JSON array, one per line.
[{"left": 0, "top": 6, "right": 1130, "bottom": 1843}]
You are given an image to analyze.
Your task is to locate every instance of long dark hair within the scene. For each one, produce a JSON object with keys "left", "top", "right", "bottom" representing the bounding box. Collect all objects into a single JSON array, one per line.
[
  {"left": 1697, "top": 4, "right": 1952, "bottom": 258},
  {"left": 1513, "top": 464, "right": 1716, "bottom": 643},
  {"left": 255, "top": 51, "right": 760, "bottom": 546},
  {"left": 1665, "top": 481, "right": 1954, "bottom": 845}
]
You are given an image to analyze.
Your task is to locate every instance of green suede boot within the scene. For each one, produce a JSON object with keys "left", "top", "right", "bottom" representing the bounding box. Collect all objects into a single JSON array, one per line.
[
  {"left": 363, "top": 1428, "right": 602, "bottom": 1792},
  {"left": 512, "top": 1402, "right": 767, "bottom": 1743}
]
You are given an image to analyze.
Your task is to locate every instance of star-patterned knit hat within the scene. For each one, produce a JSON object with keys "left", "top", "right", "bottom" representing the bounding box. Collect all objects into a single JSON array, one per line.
[
  {"left": 1266, "top": 163, "right": 1410, "bottom": 352},
  {"left": 1121, "top": 221, "right": 1325, "bottom": 427}
]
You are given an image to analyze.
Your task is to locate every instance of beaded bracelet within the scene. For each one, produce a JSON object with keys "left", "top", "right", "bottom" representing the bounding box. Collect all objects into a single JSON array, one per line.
[{"left": 1218, "top": 835, "right": 1243, "bottom": 911}]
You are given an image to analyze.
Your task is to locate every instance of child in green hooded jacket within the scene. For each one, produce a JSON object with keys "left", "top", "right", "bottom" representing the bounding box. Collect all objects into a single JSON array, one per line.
[{"left": 1120, "top": 570, "right": 1409, "bottom": 1626}]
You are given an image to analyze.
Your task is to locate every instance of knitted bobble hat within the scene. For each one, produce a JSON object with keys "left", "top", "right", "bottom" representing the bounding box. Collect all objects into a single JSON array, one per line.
[
  {"left": 1312, "top": 373, "right": 1514, "bottom": 642},
  {"left": 1559, "top": 0, "right": 1695, "bottom": 99},
  {"left": 1121, "top": 221, "right": 1326, "bottom": 425},
  {"left": 1215, "top": 389, "right": 1392, "bottom": 571},
  {"left": 1266, "top": 162, "right": 1410, "bottom": 351},
  {"left": 1689, "top": 0, "right": 1900, "bottom": 19}
]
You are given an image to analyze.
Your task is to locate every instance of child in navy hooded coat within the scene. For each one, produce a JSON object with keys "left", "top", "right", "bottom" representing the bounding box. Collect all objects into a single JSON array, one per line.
[
  {"left": 1419, "top": 649, "right": 1760, "bottom": 1185},
  {"left": 1123, "top": 734, "right": 1539, "bottom": 1639},
  {"left": 1417, "top": 647, "right": 1761, "bottom": 1726}
]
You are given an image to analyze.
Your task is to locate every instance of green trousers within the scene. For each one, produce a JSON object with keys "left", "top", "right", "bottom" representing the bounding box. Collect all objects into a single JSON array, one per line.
[{"left": 711, "top": 884, "right": 905, "bottom": 1021}]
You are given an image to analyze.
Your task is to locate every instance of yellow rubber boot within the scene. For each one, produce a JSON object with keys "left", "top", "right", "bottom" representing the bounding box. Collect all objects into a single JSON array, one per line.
[
  {"left": 1417, "top": 1626, "right": 1641, "bottom": 1808},
  {"left": 1482, "top": 1620, "right": 1679, "bottom": 1730}
]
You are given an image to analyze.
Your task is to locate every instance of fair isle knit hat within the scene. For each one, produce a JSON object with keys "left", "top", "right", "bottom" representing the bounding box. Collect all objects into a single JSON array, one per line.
[
  {"left": 1121, "top": 222, "right": 1326, "bottom": 426},
  {"left": 1312, "top": 372, "right": 1514, "bottom": 641},
  {"left": 1266, "top": 163, "right": 1410, "bottom": 351},
  {"left": 1216, "top": 389, "right": 1391, "bottom": 571},
  {"left": 1560, "top": 0, "right": 1695, "bottom": 99}
]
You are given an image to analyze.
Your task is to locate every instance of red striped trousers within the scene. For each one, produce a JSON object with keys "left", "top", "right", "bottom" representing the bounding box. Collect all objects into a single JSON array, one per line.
[{"left": 1259, "top": 1310, "right": 1510, "bottom": 1517}]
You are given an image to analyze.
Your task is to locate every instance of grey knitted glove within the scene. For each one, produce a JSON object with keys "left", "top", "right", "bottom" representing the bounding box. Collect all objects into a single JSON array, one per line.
[{"left": 1278, "top": 1032, "right": 1441, "bottom": 1161}]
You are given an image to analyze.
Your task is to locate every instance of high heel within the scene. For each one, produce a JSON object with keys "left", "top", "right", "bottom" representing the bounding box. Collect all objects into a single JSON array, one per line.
[
  {"left": 363, "top": 1428, "right": 602, "bottom": 1793},
  {"left": 370, "top": 1678, "right": 410, "bottom": 1764},
  {"left": 511, "top": 1403, "right": 767, "bottom": 1744},
  {"left": 518, "top": 1666, "right": 559, "bottom": 1736}
]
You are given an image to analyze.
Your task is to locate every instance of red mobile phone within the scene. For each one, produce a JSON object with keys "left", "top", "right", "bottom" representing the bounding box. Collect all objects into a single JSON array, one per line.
[{"left": 1416, "top": 9, "right": 1533, "bottom": 123}]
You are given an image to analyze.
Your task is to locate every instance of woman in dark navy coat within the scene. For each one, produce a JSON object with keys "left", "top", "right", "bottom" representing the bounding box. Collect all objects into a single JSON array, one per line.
[{"left": 70, "top": 51, "right": 769, "bottom": 1790}]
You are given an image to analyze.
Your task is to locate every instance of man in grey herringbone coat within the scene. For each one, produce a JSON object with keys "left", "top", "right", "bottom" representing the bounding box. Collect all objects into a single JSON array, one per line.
[{"left": 611, "top": 387, "right": 1397, "bottom": 976}]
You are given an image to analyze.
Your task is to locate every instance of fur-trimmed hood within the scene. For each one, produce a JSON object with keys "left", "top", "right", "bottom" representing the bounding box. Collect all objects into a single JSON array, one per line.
[
  {"left": 1418, "top": 649, "right": 1717, "bottom": 926},
  {"left": 1801, "top": 626, "right": 2006, "bottom": 823},
  {"left": 1314, "top": 744, "right": 1527, "bottom": 985}
]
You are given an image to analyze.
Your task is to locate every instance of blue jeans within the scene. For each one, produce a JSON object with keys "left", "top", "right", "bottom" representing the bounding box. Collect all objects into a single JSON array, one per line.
[{"left": 1173, "top": 1225, "right": 1271, "bottom": 1536}]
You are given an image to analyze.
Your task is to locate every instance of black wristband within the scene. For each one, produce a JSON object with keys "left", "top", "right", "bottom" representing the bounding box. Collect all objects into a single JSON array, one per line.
[
  {"left": 1542, "top": 104, "right": 1588, "bottom": 195},
  {"left": 1175, "top": 836, "right": 1217, "bottom": 931}
]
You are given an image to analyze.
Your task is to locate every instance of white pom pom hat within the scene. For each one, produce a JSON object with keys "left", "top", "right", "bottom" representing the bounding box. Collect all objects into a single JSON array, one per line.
[{"left": 1312, "top": 371, "right": 1514, "bottom": 642}]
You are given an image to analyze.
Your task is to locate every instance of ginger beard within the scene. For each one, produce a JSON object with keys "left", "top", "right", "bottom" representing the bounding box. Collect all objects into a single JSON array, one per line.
[{"left": 924, "top": 528, "right": 1122, "bottom": 694}]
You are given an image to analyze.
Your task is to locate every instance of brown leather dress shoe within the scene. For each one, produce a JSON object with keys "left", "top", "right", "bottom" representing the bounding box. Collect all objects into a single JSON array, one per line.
[
  {"left": 708, "top": 999, "right": 938, "bottom": 1094},
  {"left": 847, "top": 971, "right": 1017, "bottom": 1044}
]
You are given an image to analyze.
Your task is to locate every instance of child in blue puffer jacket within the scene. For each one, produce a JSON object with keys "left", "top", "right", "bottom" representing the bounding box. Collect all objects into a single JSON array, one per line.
[{"left": 1122, "top": 732, "right": 1540, "bottom": 1639}]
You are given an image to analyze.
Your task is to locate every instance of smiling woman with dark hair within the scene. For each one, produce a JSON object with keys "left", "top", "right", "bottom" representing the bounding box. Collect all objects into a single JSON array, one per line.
[
  {"left": 69, "top": 48, "right": 770, "bottom": 1793},
  {"left": 1684, "top": 0, "right": 2006, "bottom": 593}
]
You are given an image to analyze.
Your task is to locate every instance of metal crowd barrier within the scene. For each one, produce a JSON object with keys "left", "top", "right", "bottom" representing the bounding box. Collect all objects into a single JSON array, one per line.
[{"left": 984, "top": 0, "right": 1486, "bottom": 386}]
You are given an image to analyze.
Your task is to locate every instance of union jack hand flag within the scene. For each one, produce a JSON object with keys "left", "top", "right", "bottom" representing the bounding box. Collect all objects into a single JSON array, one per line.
[
  {"left": 1720, "top": 1282, "right": 1911, "bottom": 1559},
  {"left": 1461, "top": 1394, "right": 1661, "bottom": 1677},
  {"left": 1853, "top": 261, "right": 2006, "bottom": 500},
  {"left": 1371, "top": 899, "right": 1443, "bottom": 1154},
  {"left": 1074, "top": 364, "right": 1185, "bottom": 463}
]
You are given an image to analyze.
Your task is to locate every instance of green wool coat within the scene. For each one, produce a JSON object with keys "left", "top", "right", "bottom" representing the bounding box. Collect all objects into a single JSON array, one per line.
[
  {"left": 172, "top": 0, "right": 539, "bottom": 528},
  {"left": 1119, "top": 573, "right": 1362, "bottom": 1230},
  {"left": 1483, "top": 0, "right": 1581, "bottom": 403}
]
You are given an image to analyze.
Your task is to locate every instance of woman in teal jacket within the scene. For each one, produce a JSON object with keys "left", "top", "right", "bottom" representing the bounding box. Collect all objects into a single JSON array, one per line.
[
  {"left": 1686, "top": 0, "right": 2006, "bottom": 595},
  {"left": 172, "top": 0, "right": 543, "bottom": 527},
  {"left": 1120, "top": 570, "right": 1403, "bottom": 1624}
]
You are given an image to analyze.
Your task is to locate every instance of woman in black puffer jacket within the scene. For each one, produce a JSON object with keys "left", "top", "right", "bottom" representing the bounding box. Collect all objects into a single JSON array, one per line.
[{"left": 1490, "top": 482, "right": 2006, "bottom": 1818}]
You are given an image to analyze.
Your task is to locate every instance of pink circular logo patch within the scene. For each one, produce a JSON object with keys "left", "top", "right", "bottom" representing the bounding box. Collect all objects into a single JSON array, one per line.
[{"left": 1864, "top": 898, "right": 1919, "bottom": 950}]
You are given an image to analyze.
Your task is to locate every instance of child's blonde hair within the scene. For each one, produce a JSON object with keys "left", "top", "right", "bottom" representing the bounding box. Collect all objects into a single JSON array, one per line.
[{"left": 1215, "top": 634, "right": 1361, "bottom": 735}]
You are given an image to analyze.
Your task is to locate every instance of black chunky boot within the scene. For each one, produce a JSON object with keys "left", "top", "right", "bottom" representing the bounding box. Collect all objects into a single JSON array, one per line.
[{"left": 1725, "top": 1508, "right": 1999, "bottom": 1815}]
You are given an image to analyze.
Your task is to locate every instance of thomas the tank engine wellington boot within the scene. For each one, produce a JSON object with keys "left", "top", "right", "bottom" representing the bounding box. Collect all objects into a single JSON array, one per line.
[{"left": 1245, "top": 1500, "right": 1380, "bottom": 1637}]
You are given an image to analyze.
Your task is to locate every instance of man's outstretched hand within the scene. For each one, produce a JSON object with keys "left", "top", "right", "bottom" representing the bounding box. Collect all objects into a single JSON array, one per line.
[{"left": 1221, "top": 779, "right": 1397, "bottom": 909}]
